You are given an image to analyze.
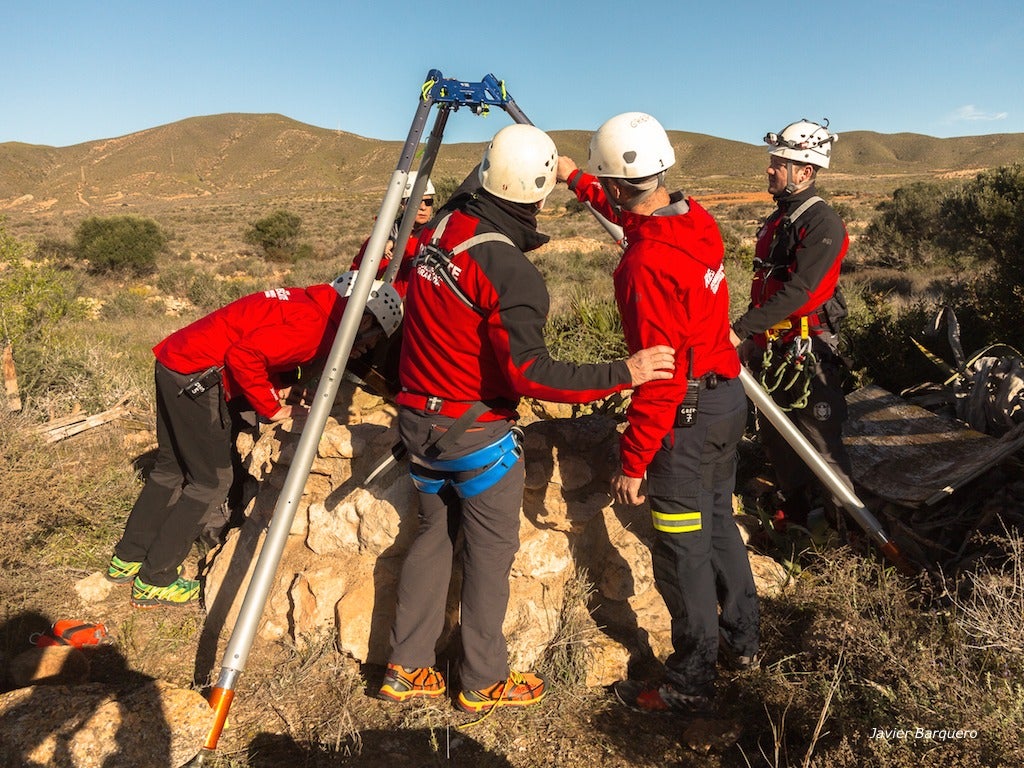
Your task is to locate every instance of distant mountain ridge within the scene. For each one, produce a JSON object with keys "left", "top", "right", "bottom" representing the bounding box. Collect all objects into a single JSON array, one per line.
[{"left": 2, "top": 113, "right": 1023, "bottom": 215}]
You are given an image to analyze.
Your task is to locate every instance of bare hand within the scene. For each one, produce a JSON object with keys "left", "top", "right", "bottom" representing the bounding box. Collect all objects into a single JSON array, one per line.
[
  {"left": 556, "top": 156, "right": 579, "bottom": 184},
  {"left": 611, "top": 472, "right": 646, "bottom": 506},
  {"left": 729, "top": 328, "right": 743, "bottom": 348},
  {"left": 269, "top": 404, "right": 309, "bottom": 422},
  {"left": 625, "top": 345, "right": 676, "bottom": 386}
]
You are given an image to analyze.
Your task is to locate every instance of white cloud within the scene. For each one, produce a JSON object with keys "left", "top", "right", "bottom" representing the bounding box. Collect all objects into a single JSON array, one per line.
[{"left": 949, "top": 105, "right": 1009, "bottom": 123}]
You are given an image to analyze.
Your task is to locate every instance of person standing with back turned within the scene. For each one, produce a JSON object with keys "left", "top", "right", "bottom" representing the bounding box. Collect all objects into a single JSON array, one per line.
[
  {"left": 559, "top": 111, "right": 760, "bottom": 715},
  {"left": 378, "top": 123, "right": 676, "bottom": 714}
]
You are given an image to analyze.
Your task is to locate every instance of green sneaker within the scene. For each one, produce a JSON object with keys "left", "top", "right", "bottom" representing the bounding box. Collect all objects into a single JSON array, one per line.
[
  {"left": 106, "top": 554, "right": 142, "bottom": 584},
  {"left": 131, "top": 574, "right": 200, "bottom": 608}
]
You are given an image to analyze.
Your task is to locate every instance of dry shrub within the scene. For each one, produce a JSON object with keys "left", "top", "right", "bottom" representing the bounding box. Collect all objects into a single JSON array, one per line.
[
  {"left": 744, "top": 549, "right": 1024, "bottom": 767},
  {"left": 948, "top": 523, "right": 1024, "bottom": 655}
]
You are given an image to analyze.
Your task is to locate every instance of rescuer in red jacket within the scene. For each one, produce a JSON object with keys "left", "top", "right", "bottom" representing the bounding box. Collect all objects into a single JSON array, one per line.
[
  {"left": 377, "top": 124, "right": 676, "bottom": 714},
  {"left": 105, "top": 277, "right": 402, "bottom": 608},
  {"left": 559, "top": 112, "right": 760, "bottom": 715},
  {"left": 730, "top": 119, "right": 853, "bottom": 532}
]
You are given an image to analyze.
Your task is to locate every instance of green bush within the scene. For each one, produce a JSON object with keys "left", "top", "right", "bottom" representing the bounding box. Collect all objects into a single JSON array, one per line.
[
  {"left": 430, "top": 175, "right": 460, "bottom": 210},
  {"left": 0, "top": 222, "right": 80, "bottom": 347},
  {"left": 545, "top": 291, "right": 627, "bottom": 364},
  {"left": 244, "top": 209, "right": 310, "bottom": 263},
  {"left": 862, "top": 181, "right": 948, "bottom": 269},
  {"left": 75, "top": 215, "right": 167, "bottom": 276}
]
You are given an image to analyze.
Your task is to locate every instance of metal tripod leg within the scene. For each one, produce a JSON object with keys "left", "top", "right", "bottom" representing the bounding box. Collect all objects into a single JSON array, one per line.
[
  {"left": 197, "top": 73, "right": 441, "bottom": 759},
  {"left": 382, "top": 103, "right": 451, "bottom": 285}
]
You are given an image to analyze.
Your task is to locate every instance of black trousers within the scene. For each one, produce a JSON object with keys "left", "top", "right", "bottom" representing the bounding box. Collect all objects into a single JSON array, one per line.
[
  {"left": 755, "top": 338, "right": 854, "bottom": 518},
  {"left": 645, "top": 378, "right": 759, "bottom": 695},
  {"left": 389, "top": 409, "right": 523, "bottom": 691},
  {"left": 115, "top": 361, "right": 233, "bottom": 586}
]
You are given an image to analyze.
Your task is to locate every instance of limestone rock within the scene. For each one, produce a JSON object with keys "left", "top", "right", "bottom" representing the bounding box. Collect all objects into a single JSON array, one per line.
[
  {"left": 0, "top": 681, "right": 213, "bottom": 768},
  {"left": 73, "top": 572, "right": 115, "bottom": 604},
  {"left": 206, "top": 408, "right": 783, "bottom": 689}
]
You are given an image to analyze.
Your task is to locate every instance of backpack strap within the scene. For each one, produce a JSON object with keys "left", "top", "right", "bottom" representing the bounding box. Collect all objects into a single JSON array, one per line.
[
  {"left": 783, "top": 195, "right": 824, "bottom": 228},
  {"left": 416, "top": 213, "right": 515, "bottom": 315}
]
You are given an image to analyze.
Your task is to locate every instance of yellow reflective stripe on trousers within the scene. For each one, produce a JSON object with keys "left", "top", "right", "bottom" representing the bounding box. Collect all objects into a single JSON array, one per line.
[{"left": 651, "top": 508, "right": 702, "bottom": 533}]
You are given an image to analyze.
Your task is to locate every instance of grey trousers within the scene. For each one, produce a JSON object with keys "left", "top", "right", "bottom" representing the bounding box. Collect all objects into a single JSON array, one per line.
[{"left": 389, "top": 408, "right": 523, "bottom": 691}]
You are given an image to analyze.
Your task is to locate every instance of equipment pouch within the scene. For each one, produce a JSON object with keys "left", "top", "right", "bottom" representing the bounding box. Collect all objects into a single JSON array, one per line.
[
  {"left": 181, "top": 366, "right": 222, "bottom": 399},
  {"left": 675, "top": 380, "right": 700, "bottom": 428}
]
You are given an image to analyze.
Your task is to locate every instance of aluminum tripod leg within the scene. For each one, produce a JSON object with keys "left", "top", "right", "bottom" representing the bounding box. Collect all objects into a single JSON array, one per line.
[
  {"left": 738, "top": 367, "right": 913, "bottom": 573},
  {"left": 198, "top": 77, "right": 439, "bottom": 759},
  {"left": 382, "top": 104, "right": 451, "bottom": 285}
]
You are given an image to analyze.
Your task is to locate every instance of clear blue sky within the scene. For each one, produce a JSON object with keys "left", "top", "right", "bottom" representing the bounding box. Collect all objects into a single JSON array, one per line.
[{"left": 5, "top": 1, "right": 1022, "bottom": 149}]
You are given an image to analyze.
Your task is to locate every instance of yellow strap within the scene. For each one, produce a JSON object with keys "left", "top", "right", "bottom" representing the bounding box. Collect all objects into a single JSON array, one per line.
[
  {"left": 421, "top": 77, "right": 437, "bottom": 102},
  {"left": 652, "top": 509, "right": 702, "bottom": 534},
  {"left": 800, "top": 316, "right": 809, "bottom": 340}
]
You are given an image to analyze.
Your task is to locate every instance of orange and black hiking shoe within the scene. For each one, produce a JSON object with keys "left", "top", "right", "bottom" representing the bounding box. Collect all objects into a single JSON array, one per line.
[
  {"left": 456, "top": 670, "right": 546, "bottom": 713},
  {"left": 377, "top": 663, "right": 446, "bottom": 702}
]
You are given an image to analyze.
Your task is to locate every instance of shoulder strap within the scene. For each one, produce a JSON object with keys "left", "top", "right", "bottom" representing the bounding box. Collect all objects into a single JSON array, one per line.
[
  {"left": 783, "top": 196, "right": 825, "bottom": 228},
  {"left": 417, "top": 214, "right": 515, "bottom": 315}
]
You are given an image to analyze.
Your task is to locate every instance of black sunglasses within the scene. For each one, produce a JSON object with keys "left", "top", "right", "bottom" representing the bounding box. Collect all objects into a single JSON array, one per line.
[{"left": 421, "top": 197, "right": 434, "bottom": 206}]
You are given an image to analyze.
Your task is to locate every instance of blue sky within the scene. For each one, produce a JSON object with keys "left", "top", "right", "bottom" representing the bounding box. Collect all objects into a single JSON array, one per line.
[{"left": 5, "top": 1, "right": 1022, "bottom": 149}]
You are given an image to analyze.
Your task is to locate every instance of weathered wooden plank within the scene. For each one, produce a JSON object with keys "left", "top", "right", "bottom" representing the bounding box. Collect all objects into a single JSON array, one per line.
[
  {"left": 844, "top": 385, "right": 1024, "bottom": 508},
  {"left": 3, "top": 344, "right": 21, "bottom": 412}
]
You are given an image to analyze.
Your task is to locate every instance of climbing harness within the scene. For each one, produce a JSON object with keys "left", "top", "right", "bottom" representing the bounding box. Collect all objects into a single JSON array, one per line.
[{"left": 410, "top": 427, "right": 523, "bottom": 499}]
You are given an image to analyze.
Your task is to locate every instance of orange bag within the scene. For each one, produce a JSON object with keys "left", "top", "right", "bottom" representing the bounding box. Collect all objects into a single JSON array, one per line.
[{"left": 30, "top": 620, "right": 109, "bottom": 648}]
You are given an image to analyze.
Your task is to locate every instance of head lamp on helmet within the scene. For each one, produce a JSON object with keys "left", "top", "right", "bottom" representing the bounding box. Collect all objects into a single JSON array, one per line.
[{"left": 765, "top": 119, "right": 838, "bottom": 169}]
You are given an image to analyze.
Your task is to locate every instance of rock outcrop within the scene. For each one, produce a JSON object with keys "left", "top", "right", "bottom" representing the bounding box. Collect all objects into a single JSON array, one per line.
[{"left": 203, "top": 385, "right": 787, "bottom": 685}]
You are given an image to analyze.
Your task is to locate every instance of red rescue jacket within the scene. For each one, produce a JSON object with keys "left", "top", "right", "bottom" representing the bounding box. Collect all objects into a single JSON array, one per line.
[
  {"left": 567, "top": 170, "right": 740, "bottom": 477},
  {"left": 154, "top": 285, "right": 344, "bottom": 419},
  {"left": 732, "top": 186, "right": 848, "bottom": 345},
  {"left": 398, "top": 191, "right": 632, "bottom": 420}
]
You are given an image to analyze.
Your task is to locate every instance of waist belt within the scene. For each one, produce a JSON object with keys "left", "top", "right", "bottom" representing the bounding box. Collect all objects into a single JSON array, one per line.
[
  {"left": 397, "top": 391, "right": 512, "bottom": 421},
  {"left": 410, "top": 428, "right": 522, "bottom": 499},
  {"left": 764, "top": 312, "right": 824, "bottom": 342}
]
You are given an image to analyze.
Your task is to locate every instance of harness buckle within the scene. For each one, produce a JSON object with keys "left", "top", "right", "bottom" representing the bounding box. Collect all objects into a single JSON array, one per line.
[{"left": 425, "top": 396, "right": 443, "bottom": 414}]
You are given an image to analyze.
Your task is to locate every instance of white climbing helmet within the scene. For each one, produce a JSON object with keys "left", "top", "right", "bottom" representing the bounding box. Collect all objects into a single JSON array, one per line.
[
  {"left": 331, "top": 272, "right": 404, "bottom": 337},
  {"left": 765, "top": 119, "right": 838, "bottom": 169},
  {"left": 479, "top": 124, "right": 558, "bottom": 204},
  {"left": 403, "top": 171, "right": 435, "bottom": 200},
  {"left": 587, "top": 111, "right": 676, "bottom": 179}
]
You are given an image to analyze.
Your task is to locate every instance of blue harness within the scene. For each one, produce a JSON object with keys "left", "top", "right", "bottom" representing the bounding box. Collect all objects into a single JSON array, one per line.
[{"left": 410, "top": 428, "right": 523, "bottom": 499}]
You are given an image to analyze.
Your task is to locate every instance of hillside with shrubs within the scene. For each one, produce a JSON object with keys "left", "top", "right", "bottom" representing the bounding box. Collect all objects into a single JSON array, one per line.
[{"left": 1, "top": 115, "right": 1023, "bottom": 767}]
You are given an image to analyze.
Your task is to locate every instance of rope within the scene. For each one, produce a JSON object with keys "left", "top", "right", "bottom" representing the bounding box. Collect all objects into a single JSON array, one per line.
[{"left": 760, "top": 341, "right": 818, "bottom": 412}]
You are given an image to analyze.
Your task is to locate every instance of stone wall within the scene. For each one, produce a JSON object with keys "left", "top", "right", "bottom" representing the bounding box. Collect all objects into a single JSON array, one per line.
[{"left": 203, "top": 385, "right": 786, "bottom": 686}]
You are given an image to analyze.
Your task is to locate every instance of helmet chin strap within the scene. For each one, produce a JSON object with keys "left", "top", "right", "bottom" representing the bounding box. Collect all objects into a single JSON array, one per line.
[{"left": 783, "top": 160, "right": 813, "bottom": 195}]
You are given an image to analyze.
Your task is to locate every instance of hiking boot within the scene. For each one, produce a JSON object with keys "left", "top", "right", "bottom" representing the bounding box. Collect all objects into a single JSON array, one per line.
[
  {"left": 130, "top": 574, "right": 200, "bottom": 607},
  {"left": 106, "top": 554, "right": 142, "bottom": 584},
  {"left": 456, "top": 670, "right": 546, "bottom": 713},
  {"left": 612, "top": 679, "right": 712, "bottom": 715},
  {"left": 377, "top": 663, "right": 446, "bottom": 702}
]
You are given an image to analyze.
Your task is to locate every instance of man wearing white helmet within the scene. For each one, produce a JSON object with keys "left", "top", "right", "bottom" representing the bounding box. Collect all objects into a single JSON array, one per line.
[
  {"left": 379, "top": 123, "right": 677, "bottom": 713},
  {"left": 350, "top": 170, "right": 437, "bottom": 296},
  {"left": 731, "top": 119, "right": 854, "bottom": 534},
  {"left": 558, "top": 111, "right": 759, "bottom": 715},
  {"left": 105, "top": 277, "right": 400, "bottom": 607}
]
